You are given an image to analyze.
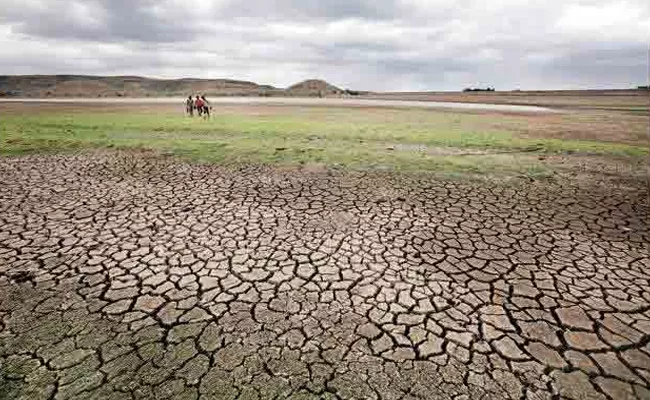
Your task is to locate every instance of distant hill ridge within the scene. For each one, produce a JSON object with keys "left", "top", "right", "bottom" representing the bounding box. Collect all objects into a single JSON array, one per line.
[
  {"left": 287, "top": 79, "right": 343, "bottom": 95},
  {"left": 0, "top": 75, "right": 344, "bottom": 98}
]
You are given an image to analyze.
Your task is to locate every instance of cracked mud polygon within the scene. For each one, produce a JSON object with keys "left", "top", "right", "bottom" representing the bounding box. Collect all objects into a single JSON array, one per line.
[{"left": 1, "top": 149, "right": 648, "bottom": 400}]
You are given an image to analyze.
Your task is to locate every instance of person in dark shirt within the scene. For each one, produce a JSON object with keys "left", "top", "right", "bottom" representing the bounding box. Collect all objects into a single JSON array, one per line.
[{"left": 200, "top": 95, "right": 211, "bottom": 119}]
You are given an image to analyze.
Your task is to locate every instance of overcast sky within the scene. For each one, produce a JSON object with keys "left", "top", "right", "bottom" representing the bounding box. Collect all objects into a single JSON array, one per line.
[{"left": 0, "top": 0, "right": 648, "bottom": 91}]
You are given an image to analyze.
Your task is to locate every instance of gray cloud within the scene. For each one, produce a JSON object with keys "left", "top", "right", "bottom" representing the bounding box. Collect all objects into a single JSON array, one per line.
[
  {"left": 0, "top": 0, "right": 648, "bottom": 90},
  {"left": 213, "top": 0, "right": 404, "bottom": 21},
  {"left": 1, "top": 0, "right": 199, "bottom": 42}
]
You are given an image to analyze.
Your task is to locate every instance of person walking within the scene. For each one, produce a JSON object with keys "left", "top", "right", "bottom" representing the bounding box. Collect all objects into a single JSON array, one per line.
[
  {"left": 200, "top": 95, "right": 211, "bottom": 119},
  {"left": 195, "top": 95, "right": 204, "bottom": 117},
  {"left": 185, "top": 95, "right": 194, "bottom": 116}
]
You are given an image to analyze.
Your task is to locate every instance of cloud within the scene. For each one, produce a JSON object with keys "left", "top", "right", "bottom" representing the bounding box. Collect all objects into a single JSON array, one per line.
[{"left": 0, "top": 0, "right": 648, "bottom": 90}]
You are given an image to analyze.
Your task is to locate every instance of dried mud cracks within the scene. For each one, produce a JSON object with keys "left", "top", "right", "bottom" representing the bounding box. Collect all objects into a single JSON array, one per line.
[{"left": 1, "top": 152, "right": 649, "bottom": 400}]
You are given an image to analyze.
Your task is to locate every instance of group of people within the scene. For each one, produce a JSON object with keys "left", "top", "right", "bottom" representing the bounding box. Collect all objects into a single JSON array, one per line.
[{"left": 185, "top": 95, "right": 211, "bottom": 118}]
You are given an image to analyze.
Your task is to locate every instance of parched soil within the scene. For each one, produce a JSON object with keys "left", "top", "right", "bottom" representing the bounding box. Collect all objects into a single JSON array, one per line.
[
  {"left": 366, "top": 90, "right": 649, "bottom": 110},
  {"left": 0, "top": 151, "right": 649, "bottom": 400}
]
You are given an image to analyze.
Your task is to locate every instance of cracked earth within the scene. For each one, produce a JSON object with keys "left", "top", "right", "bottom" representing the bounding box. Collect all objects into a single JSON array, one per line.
[{"left": 1, "top": 151, "right": 649, "bottom": 400}]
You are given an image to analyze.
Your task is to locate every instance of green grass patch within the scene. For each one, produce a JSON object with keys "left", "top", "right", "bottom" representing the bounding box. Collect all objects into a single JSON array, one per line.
[{"left": 1, "top": 109, "right": 646, "bottom": 174}]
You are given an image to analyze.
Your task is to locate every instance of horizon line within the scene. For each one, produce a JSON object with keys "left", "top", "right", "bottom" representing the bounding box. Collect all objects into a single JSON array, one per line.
[{"left": 0, "top": 73, "right": 647, "bottom": 93}]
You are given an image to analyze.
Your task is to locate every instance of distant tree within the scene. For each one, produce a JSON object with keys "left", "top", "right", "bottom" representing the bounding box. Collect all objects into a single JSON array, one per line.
[
  {"left": 637, "top": 85, "right": 649, "bottom": 90},
  {"left": 463, "top": 87, "right": 495, "bottom": 92}
]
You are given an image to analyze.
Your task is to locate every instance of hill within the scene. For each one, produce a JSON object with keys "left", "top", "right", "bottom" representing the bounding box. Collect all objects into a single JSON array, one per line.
[
  {"left": 0, "top": 75, "right": 291, "bottom": 98},
  {"left": 287, "top": 79, "right": 343, "bottom": 97},
  {"left": 0, "top": 75, "right": 352, "bottom": 98}
]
